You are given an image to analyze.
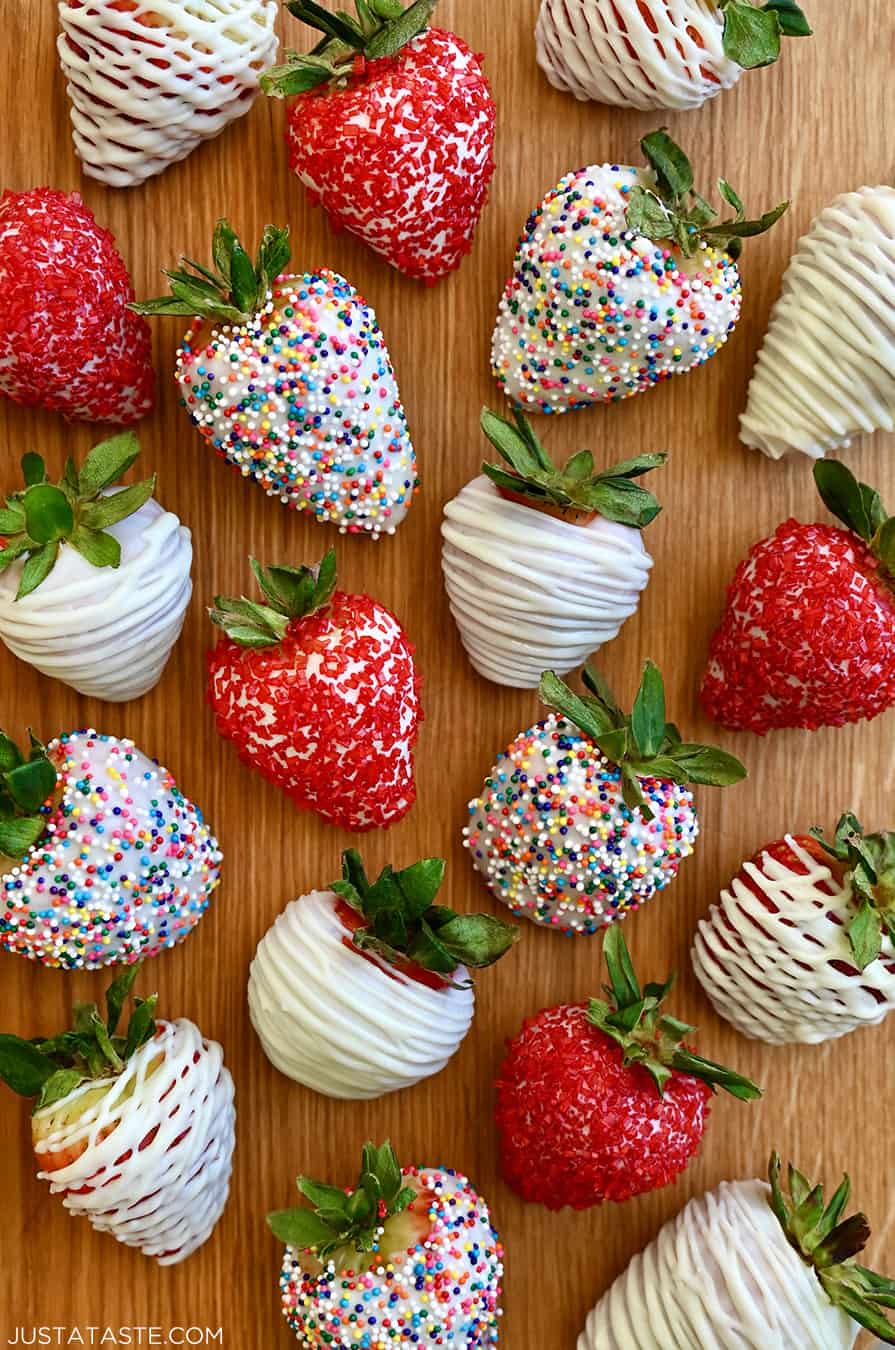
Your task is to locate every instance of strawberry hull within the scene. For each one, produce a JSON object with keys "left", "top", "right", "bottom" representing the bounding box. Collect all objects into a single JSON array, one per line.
[
  {"left": 207, "top": 591, "right": 421, "bottom": 832},
  {"left": 285, "top": 29, "right": 496, "bottom": 283},
  {"left": 32, "top": 1019, "right": 235, "bottom": 1265}
]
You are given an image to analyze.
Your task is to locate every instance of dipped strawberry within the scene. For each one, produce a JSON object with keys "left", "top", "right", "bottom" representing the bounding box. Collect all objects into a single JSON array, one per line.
[
  {"left": 536, "top": 0, "right": 811, "bottom": 112},
  {"left": 57, "top": 0, "right": 279, "bottom": 187},
  {"left": 0, "top": 728, "right": 222, "bottom": 970},
  {"left": 693, "top": 814, "right": 895, "bottom": 1045},
  {"left": 0, "top": 189, "right": 153, "bottom": 424},
  {"left": 491, "top": 129, "right": 787, "bottom": 415},
  {"left": 495, "top": 925, "right": 760, "bottom": 1210},
  {"left": 249, "top": 850, "right": 517, "bottom": 1099},
  {"left": 132, "top": 219, "right": 417, "bottom": 535},
  {"left": 741, "top": 185, "right": 895, "bottom": 459},
  {"left": 465, "top": 661, "right": 745, "bottom": 934},
  {"left": 262, "top": 1, "right": 495, "bottom": 283},
  {"left": 268, "top": 1140, "right": 503, "bottom": 1347},
  {"left": 0, "top": 964, "right": 235, "bottom": 1264},
  {"left": 0, "top": 433, "right": 192, "bottom": 702},
  {"left": 442, "top": 406, "right": 664, "bottom": 686},
  {"left": 207, "top": 553, "right": 420, "bottom": 831},
  {"left": 702, "top": 461, "right": 895, "bottom": 732},
  {"left": 579, "top": 1153, "right": 895, "bottom": 1347}
]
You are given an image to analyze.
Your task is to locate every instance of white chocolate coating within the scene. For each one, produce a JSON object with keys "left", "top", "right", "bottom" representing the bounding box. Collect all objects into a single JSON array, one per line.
[
  {"left": 441, "top": 475, "right": 653, "bottom": 686},
  {"left": 248, "top": 890, "right": 474, "bottom": 1100},
  {"left": 692, "top": 836, "right": 895, "bottom": 1045},
  {"left": 57, "top": 0, "right": 279, "bottom": 188},
  {"left": 740, "top": 186, "right": 895, "bottom": 458},
  {"left": 536, "top": 0, "right": 742, "bottom": 112},
  {"left": 0, "top": 496, "right": 192, "bottom": 702},
  {"left": 34, "top": 1018, "right": 235, "bottom": 1265},
  {"left": 579, "top": 1179, "right": 858, "bottom": 1350}
]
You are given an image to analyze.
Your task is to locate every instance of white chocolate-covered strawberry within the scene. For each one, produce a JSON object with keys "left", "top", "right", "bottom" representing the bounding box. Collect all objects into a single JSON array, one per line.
[
  {"left": 248, "top": 851, "right": 516, "bottom": 1100},
  {"left": 0, "top": 728, "right": 222, "bottom": 970},
  {"left": 535, "top": 0, "right": 811, "bottom": 113},
  {"left": 0, "top": 434, "right": 191, "bottom": 702},
  {"left": 441, "top": 408, "right": 661, "bottom": 687},
  {"left": 578, "top": 1155, "right": 895, "bottom": 1348},
  {"left": 0, "top": 967, "right": 235, "bottom": 1265},
  {"left": 133, "top": 222, "right": 417, "bottom": 537},
  {"left": 491, "top": 130, "right": 786, "bottom": 416},
  {"left": 268, "top": 1142, "right": 504, "bottom": 1348},
  {"left": 740, "top": 186, "right": 895, "bottom": 459},
  {"left": 465, "top": 663, "right": 744, "bottom": 935},
  {"left": 57, "top": 0, "right": 279, "bottom": 188},
  {"left": 692, "top": 819, "right": 895, "bottom": 1045}
]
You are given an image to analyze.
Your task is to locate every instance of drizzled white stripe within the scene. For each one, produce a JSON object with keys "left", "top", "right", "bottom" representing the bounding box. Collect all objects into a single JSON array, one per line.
[
  {"left": 741, "top": 186, "right": 895, "bottom": 459},
  {"left": 57, "top": 0, "right": 278, "bottom": 187},
  {"left": 692, "top": 835, "right": 895, "bottom": 1045},
  {"left": 579, "top": 1179, "right": 858, "bottom": 1349},
  {"left": 34, "top": 1019, "right": 235, "bottom": 1266},
  {"left": 535, "top": 0, "right": 741, "bottom": 112}
]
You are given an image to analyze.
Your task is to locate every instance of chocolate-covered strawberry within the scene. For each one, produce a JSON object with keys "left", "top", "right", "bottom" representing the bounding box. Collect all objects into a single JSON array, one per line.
[
  {"left": 702, "top": 462, "right": 895, "bottom": 732},
  {"left": 495, "top": 926, "right": 760, "bottom": 1210},
  {"left": 465, "top": 661, "right": 746, "bottom": 934},
  {"left": 442, "top": 406, "right": 664, "bottom": 686},
  {"left": 0, "top": 728, "right": 221, "bottom": 970},
  {"left": 693, "top": 813, "right": 895, "bottom": 1045},
  {"left": 491, "top": 129, "right": 787, "bottom": 414},
  {"left": 0, "top": 965, "right": 235, "bottom": 1264},
  {"left": 536, "top": 0, "right": 812, "bottom": 114},
  {"left": 579, "top": 1153, "right": 895, "bottom": 1348},
  {"left": 262, "top": 1, "right": 496, "bottom": 283},
  {"left": 132, "top": 220, "right": 417, "bottom": 536},
  {"left": 0, "top": 434, "right": 191, "bottom": 702},
  {"left": 268, "top": 1140, "right": 503, "bottom": 1347},
  {"left": 207, "top": 553, "right": 420, "bottom": 831},
  {"left": 249, "top": 849, "right": 517, "bottom": 1099}
]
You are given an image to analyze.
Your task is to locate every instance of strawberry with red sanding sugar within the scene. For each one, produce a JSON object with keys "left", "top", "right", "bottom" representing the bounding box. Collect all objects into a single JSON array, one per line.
[
  {"left": 494, "top": 924, "right": 760, "bottom": 1209},
  {"left": 207, "top": 552, "right": 421, "bottom": 832},
  {"left": 0, "top": 189, "right": 154, "bottom": 424},
  {"left": 262, "top": 1, "right": 496, "bottom": 284},
  {"left": 702, "top": 460, "right": 895, "bottom": 733}
]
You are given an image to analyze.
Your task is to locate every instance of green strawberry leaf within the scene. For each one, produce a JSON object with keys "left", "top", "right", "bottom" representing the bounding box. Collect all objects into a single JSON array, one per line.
[
  {"left": 4, "top": 755, "right": 56, "bottom": 813},
  {"left": 722, "top": 0, "right": 782, "bottom": 67},
  {"left": 36, "top": 1067, "right": 87, "bottom": 1111},
  {"left": 0, "top": 814, "right": 46, "bottom": 859},
  {"left": 105, "top": 964, "right": 142, "bottom": 1037},
  {"left": 848, "top": 898, "right": 883, "bottom": 970},
  {"left": 69, "top": 526, "right": 122, "bottom": 571},
  {"left": 80, "top": 478, "right": 155, "bottom": 530},
  {"left": 765, "top": 0, "right": 812, "bottom": 38},
  {"left": 630, "top": 660, "right": 666, "bottom": 758},
  {"left": 0, "top": 1034, "right": 57, "bottom": 1097},
  {"left": 22, "top": 485, "right": 73, "bottom": 545},
  {"left": 78, "top": 433, "right": 141, "bottom": 497},
  {"left": 21, "top": 454, "right": 46, "bottom": 488},
  {"left": 641, "top": 129, "right": 693, "bottom": 202}
]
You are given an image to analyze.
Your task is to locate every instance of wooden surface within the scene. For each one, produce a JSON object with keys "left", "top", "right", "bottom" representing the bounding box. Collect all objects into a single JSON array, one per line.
[{"left": 1, "top": 3, "right": 893, "bottom": 1346}]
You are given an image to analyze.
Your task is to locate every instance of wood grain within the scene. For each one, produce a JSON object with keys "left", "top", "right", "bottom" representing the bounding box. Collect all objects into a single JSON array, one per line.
[{"left": 0, "top": 3, "right": 893, "bottom": 1346}]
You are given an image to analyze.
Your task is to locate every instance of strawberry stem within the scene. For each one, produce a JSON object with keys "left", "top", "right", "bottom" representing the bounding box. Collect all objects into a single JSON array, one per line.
[
  {"left": 587, "top": 927, "right": 761, "bottom": 1100},
  {"left": 208, "top": 553, "right": 337, "bottom": 648},
  {"left": 811, "top": 813, "right": 895, "bottom": 969},
  {"left": 539, "top": 661, "right": 747, "bottom": 822},
  {"left": 768, "top": 1153, "right": 895, "bottom": 1342}
]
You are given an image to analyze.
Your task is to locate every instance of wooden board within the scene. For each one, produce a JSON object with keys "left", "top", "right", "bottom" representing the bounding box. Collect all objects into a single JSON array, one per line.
[{"left": 1, "top": 3, "right": 892, "bottom": 1346}]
